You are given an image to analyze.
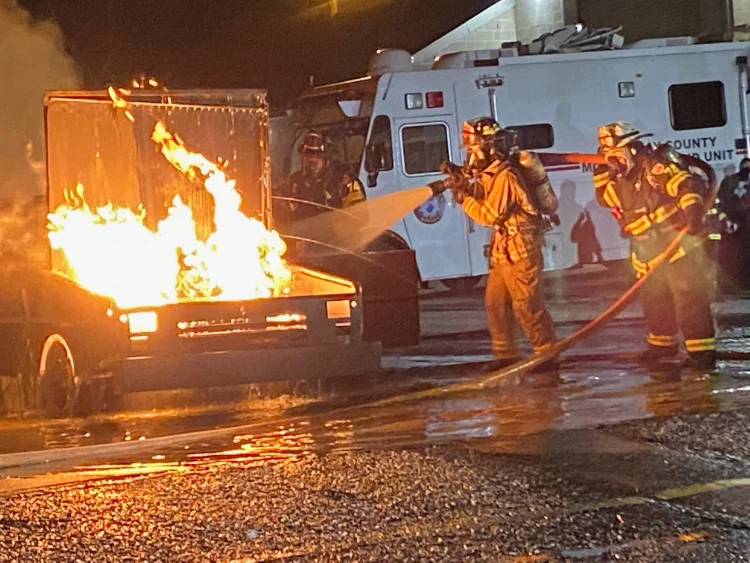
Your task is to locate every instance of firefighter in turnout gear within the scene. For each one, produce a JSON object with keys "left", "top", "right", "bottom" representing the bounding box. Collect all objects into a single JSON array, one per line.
[
  {"left": 593, "top": 122, "right": 716, "bottom": 369},
  {"left": 433, "top": 117, "right": 557, "bottom": 371},
  {"left": 283, "top": 132, "right": 365, "bottom": 221}
]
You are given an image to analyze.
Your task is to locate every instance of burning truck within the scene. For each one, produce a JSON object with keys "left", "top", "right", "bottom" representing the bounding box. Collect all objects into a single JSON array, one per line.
[{"left": 0, "top": 88, "right": 382, "bottom": 416}]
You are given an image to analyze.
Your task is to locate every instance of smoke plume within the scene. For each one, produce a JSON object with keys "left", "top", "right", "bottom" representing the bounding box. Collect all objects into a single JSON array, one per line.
[
  {"left": 0, "top": 1, "right": 80, "bottom": 266},
  {"left": 0, "top": 0, "right": 81, "bottom": 199}
]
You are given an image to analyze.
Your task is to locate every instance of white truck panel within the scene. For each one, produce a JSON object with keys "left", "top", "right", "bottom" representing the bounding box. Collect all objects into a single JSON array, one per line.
[{"left": 282, "top": 40, "right": 750, "bottom": 283}]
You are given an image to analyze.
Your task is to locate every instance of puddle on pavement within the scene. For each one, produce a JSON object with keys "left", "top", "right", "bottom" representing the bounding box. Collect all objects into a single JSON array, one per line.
[{"left": 3, "top": 357, "right": 750, "bottom": 481}]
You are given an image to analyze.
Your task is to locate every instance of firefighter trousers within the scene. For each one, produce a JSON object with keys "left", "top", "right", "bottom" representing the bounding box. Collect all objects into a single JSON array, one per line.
[
  {"left": 639, "top": 248, "right": 716, "bottom": 360},
  {"left": 485, "top": 250, "right": 557, "bottom": 359}
]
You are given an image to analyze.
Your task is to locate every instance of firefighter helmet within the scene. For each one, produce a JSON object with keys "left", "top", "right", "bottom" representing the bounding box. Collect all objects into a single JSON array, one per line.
[
  {"left": 599, "top": 122, "right": 654, "bottom": 178},
  {"left": 598, "top": 122, "right": 652, "bottom": 150},
  {"left": 299, "top": 131, "right": 333, "bottom": 156},
  {"left": 462, "top": 117, "right": 503, "bottom": 149},
  {"left": 462, "top": 117, "right": 518, "bottom": 169}
]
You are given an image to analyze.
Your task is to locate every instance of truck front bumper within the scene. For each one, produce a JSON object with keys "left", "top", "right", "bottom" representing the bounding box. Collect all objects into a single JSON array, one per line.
[{"left": 119, "top": 340, "right": 382, "bottom": 393}]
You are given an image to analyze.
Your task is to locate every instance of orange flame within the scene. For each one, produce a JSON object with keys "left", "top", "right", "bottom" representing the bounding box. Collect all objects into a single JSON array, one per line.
[{"left": 47, "top": 121, "right": 291, "bottom": 309}]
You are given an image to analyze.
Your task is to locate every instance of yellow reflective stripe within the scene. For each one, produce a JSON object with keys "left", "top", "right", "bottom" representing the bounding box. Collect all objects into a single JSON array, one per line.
[
  {"left": 631, "top": 246, "right": 686, "bottom": 275},
  {"left": 603, "top": 184, "right": 621, "bottom": 208},
  {"left": 648, "top": 333, "right": 678, "bottom": 347},
  {"left": 685, "top": 338, "right": 716, "bottom": 352},
  {"left": 678, "top": 193, "right": 703, "bottom": 209},
  {"left": 650, "top": 205, "right": 678, "bottom": 224},
  {"left": 462, "top": 197, "right": 499, "bottom": 225},
  {"left": 625, "top": 216, "right": 651, "bottom": 235},
  {"left": 593, "top": 172, "right": 610, "bottom": 189},
  {"left": 624, "top": 206, "right": 678, "bottom": 235},
  {"left": 631, "top": 253, "right": 649, "bottom": 276},
  {"left": 667, "top": 246, "right": 686, "bottom": 264},
  {"left": 709, "top": 233, "right": 722, "bottom": 240},
  {"left": 665, "top": 170, "right": 690, "bottom": 197}
]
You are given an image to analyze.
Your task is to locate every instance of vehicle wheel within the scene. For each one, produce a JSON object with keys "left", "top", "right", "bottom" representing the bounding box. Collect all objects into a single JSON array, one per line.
[
  {"left": 363, "top": 230, "right": 410, "bottom": 252},
  {"left": 37, "top": 334, "right": 81, "bottom": 418},
  {"left": 442, "top": 276, "right": 482, "bottom": 293}
]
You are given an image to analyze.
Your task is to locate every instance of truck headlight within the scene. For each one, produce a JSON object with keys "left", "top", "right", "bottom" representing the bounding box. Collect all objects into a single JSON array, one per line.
[
  {"left": 128, "top": 311, "right": 158, "bottom": 334},
  {"left": 326, "top": 299, "right": 351, "bottom": 319}
]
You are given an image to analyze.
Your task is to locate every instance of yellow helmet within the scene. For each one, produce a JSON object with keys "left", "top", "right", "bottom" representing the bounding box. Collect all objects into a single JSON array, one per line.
[{"left": 598, "top": 122, "right": 652, "bottom": 150}]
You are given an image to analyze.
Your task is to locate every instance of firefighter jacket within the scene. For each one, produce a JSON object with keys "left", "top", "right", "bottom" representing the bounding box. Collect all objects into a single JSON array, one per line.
[
  {"left": 285, "top": 162, "right": 365, "bottom": 220},
  {"left": 461, "top": 159, "right": 543, "bottom": 264},
  {"left": 717, "top": 171, "right": 750, "bottom": 233},
  {"left": 593, "top": 144, "right": 708, "bottom": 277}
]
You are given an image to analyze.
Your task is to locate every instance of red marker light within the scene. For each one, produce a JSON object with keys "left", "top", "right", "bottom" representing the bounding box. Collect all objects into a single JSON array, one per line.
[{"left": 426, "top": 91, "right": 444, "bottom": 108}]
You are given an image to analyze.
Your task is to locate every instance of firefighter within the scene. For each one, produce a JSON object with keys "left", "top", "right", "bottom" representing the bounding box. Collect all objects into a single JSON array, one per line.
[
  {"left": 282, "top": 131, "right": 365, "bottom": 222},
  {"left": 593, "top": 122, "right": 716, "bottom": 369},
  {"left": 432, "top": 117, "right": 557, "bottom": 371},
  {"left": 716, "top": 158, "right": 750, "bottom": 293}
]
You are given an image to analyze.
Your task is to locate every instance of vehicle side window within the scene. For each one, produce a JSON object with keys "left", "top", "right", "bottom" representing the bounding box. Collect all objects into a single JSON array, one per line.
[
  {"left": 506, "top": 124, "right": 554, "bottom": 150},
  {"left": 32, "top": 275, "right": 105, "bottom": 323},
  {"left": 401, "top": 123, "right": 450, "bottom": 175},
  {"left": 669, "top": 81, "right": 727, "bottom": 131},
  {"left": 365, "top": 115, "right": 394, "bottom": 172}
]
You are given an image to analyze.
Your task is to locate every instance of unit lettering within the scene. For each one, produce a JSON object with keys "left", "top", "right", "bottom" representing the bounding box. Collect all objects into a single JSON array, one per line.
[
  {"left": 581, "top": 163, "right": 597, "bottom": 173},
  {"left": 666, "top": 137, "right": 717, "bottom": 150},
  {"left": 663, "top": 136, "right": 735, "bottom": 164}
]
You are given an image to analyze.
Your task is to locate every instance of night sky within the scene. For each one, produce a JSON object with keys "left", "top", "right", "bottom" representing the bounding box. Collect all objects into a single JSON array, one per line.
[{"left": 18, "top": 0, "right": 494, "bottom": 113}]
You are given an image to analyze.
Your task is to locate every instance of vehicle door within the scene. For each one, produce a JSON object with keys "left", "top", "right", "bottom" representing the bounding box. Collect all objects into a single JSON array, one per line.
[
  {"left": 0, "top": 275, "right": 30, "bottom": 378},
  {"left": 391, "top": 118, "right": 471, "bottom": 281},
  {"left": 454, "top": 78, "right": 566, "bottom": 273}
]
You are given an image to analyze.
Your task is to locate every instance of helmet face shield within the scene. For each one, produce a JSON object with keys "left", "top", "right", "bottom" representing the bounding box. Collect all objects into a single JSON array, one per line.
[
  {"left": 598, "top": 131, "right": 615, "bottom": 150},
  {"left": 605, "top": 147, "right": 634, "bottom": 178},
  {"left": 461, "top": 117, "right": 504, "bottom": 170}
]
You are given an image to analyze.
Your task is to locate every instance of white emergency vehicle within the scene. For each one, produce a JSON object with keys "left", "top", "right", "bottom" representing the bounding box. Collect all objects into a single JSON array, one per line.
[{"left": 271, "top": 29, "right": 750, "bottom": 289}]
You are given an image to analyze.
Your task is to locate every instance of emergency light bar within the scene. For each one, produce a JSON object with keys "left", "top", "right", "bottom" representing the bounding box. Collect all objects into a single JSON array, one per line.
[
  {"left": 405, "top": 92, "right": 444, "bottom": 109},
  {"left": 426, "top": 91, "right": 444, "bottom": 108},
  {"left": 405, "top": 93, "right": 422, "bottom": 109}
]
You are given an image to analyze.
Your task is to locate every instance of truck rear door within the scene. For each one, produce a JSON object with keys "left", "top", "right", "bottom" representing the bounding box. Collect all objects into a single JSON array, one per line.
[{"left": 393, "top": 117, "right": 472, "bottom": 281}]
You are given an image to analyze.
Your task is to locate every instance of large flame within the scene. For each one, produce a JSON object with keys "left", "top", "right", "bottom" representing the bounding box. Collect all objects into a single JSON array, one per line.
[{"left": 47, "top": 121, "right": 291, "bottom": 309}]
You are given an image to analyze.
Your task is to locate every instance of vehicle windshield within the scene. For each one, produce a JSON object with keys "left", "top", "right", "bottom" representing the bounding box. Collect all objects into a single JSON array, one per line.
[{"left": 287, "top": 80, "right": 376, "bottom": 176}]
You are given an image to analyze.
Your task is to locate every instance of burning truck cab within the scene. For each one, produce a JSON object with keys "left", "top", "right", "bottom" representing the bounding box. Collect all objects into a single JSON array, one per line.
[{"left": 37, "top": 88, "right": 381, "bottom": 411}]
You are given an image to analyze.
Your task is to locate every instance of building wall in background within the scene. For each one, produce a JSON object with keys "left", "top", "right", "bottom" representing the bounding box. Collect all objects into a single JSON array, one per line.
[
  {"left": 413, "top": 0, "right": 567, "bottom": 63},
  {"left": 514, "top": 0, "right": 565, "bottom": 44},
  {"left": 736, "top": 0, "right": 750, "bottom": 25},
  {"left": 439, "top": 9, "right": 517, "bottom": 54},
  {"left": 578, "top": 0, "right": 734, "bottom": 39}
]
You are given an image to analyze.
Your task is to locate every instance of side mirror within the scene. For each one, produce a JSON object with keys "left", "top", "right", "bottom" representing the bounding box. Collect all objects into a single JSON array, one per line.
[
  {"left": 367, "top": 170, "right": 379, "bottom": 188},
  {"left": 365, "top": 143, "right": 384, "bottom": 170},
  {"left": 364, "top": 142, "right": 392, "bottom": 188}
]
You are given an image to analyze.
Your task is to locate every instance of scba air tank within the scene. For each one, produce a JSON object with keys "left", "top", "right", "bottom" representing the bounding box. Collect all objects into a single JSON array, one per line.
[{"left": 514, "top": 151, "right": 559, "bottom": 215}]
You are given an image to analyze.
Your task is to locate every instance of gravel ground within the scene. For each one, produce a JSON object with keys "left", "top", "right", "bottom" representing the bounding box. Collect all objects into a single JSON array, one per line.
[
  {"left": 606, "top": 408, "right": 750, "bottom": 462},
  {"left": 3, "top": 423, "right": 750, "bottom": 562}
]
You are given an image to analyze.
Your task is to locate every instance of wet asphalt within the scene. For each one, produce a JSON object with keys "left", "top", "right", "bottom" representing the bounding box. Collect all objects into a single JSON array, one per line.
[{"left": 2, "top": 265, "right": 750, "bottom": 561}]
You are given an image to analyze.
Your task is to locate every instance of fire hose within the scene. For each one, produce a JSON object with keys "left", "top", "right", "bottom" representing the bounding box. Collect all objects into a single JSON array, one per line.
[{"left": 362, "top": 152, "right": 719, "bottom": 407}]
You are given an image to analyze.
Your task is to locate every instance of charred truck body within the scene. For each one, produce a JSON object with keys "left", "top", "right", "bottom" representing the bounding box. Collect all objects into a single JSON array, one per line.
[{"left": 26, "top": 89, "right": 381, "bottom": 414}]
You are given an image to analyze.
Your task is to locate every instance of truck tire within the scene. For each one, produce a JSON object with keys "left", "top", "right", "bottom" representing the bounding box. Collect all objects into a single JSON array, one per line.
[
  {"left": 442, "top": 276, "right": 482, "bottom": 293},
  {"left": 363, "top": 230, "right": 411, "bottom": 252},
  {"left": 37, "top": 334, "right": 83, "bottom": 418}
]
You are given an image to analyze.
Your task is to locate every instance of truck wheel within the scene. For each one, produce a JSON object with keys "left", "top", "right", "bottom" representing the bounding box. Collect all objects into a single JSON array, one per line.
[
  {"left": 37, "top": 334, "right": 80, "bottom": 418},
  {"left": 363, "top": 230, "right": 410, "bottom": 252},
  {"left": 442, "top": 276, "right": 482, "bottom": 293}
]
